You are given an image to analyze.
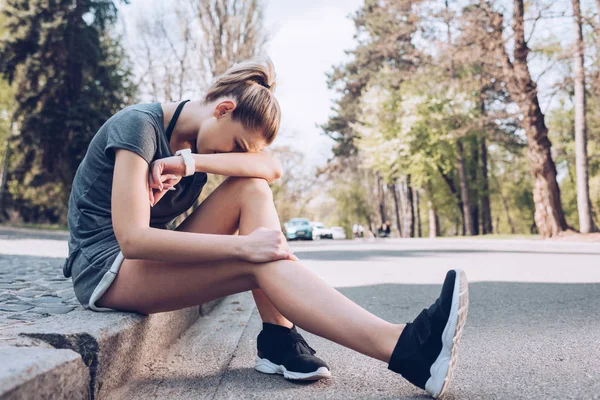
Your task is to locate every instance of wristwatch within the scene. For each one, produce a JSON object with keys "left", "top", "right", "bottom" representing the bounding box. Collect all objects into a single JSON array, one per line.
[{"left": 175, "top": 148, "right": 195, "bottom": 177}]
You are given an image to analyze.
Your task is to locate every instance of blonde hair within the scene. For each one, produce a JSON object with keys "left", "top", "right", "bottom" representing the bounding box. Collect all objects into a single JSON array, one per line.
[{"left": 204, "top": 56, "right": 281, "bottom": 145}]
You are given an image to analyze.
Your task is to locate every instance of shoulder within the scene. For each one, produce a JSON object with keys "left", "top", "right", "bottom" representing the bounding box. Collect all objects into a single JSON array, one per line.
[
  {"left": 105, "top": 103, "right": 163, "bottom": 133},
  {"left": 110, "top": 103, "right": 163, "bottom": 129}
]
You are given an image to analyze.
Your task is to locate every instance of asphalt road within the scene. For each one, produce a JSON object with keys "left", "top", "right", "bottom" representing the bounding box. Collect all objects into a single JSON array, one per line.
[{"left": 112, "top": 238, "right": 600, "bottom": 400}]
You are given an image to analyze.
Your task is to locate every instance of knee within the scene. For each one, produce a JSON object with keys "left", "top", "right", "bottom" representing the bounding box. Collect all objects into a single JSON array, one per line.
[{"left": 228, "top": 177, "right": 273, "bottom": 200}]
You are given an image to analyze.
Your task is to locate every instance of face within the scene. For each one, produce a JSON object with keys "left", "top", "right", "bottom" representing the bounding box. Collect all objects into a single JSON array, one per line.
[{"left": 195, "top": 100, "right": 266, "bottom": 155}]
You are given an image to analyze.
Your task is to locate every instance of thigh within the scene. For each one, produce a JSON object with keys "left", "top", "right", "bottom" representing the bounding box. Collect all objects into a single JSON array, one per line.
[
  {"left": 98, "top": 178, "right": 258, "bottom": 314},
  {"left": 98, "top": 257, "right": 257, "bottom": 314},
  {"left": 175, "top": 176, "right": 245, "bottom": 235}
]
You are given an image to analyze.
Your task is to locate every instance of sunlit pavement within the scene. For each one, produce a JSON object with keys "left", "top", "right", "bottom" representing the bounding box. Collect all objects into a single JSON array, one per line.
[{"left": 291, "top": 237, "right": 600, "bottom": 285}]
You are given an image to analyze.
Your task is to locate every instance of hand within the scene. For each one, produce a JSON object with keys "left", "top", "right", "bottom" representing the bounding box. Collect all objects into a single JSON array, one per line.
[
  {"left": 150, "top": 156, "right": 186, "bottom": 185},
  {"left": 240, "top": 227, "right": 298, "bottom": 263},
  {"left": 148, "top": 156, "right": 184, "bottom": 207},
  {"left": 148, "top": 173, "right": 181, "bottom": 207}
]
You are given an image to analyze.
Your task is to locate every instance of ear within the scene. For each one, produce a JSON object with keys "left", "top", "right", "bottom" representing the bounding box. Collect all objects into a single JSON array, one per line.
[{"left": 213, "top": 100, "right": 236, "bottom": 119}]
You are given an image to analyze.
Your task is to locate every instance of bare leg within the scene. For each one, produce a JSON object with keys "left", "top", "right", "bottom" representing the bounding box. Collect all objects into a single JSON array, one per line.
[
  {"left": 99, "top": 178, "right": 403, "bottom": 362},
  {"left": 175, "top": 177, "right": 293, "bottom": 328}
]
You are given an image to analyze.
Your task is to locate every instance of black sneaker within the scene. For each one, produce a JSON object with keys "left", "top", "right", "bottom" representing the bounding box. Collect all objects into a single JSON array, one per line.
[
  {"left": 388, "top": 269, "right": 469, "bottom": 398},
  {"left": 255, "top": 323, "right": 331, "bottom": 381}
]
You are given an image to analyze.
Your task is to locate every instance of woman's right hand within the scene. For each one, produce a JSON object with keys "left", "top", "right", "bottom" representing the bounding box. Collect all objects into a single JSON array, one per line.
[{"left": 240, "top": 227, "right": 298, "bottom": 263}]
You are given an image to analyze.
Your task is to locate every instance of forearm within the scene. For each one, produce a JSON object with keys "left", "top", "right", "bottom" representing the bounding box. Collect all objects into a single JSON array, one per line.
[
  {"left": 121, "top": 227, "right": 245, "bottom": 263},
  {"left": 193, "top": 153, "right": 282, "bottom": 182}
]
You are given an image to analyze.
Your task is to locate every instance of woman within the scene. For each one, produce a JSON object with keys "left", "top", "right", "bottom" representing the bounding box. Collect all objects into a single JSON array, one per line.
[{"left": 63, "top": 56, "right": 469, "bottom": 398}]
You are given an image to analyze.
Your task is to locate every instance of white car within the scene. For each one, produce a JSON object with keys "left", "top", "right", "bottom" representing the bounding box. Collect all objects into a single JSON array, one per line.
[
  {"left": 311, "top": 221, "right": 332, "bottom": 240},
  {"left": 330, "top": 226, "right": 347, "bottom": 240}
]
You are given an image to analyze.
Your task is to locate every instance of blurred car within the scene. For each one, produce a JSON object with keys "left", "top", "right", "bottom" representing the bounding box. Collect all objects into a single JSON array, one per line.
[
  {"left": 284, "top": 218, "right": 313, "bottom": 240},
  {"left": 331, "top": 226, "right": 347, "bottom": 240},
  {"left": 311, "top": 221, "right": 333, "bottom": 240}
]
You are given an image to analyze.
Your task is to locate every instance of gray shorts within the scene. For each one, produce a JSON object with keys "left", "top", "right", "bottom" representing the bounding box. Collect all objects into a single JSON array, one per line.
[{"left": 68, "top": 248, "right": 124, "bottom": 312}]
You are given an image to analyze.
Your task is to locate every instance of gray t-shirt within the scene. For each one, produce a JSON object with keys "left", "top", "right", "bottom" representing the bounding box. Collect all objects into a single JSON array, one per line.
[{"left": 64, "top": 102, "right": 207, "bottom": 276}]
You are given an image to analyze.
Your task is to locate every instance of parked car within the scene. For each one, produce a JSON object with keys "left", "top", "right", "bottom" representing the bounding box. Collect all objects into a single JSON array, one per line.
[
  {"left": 330, "top": 226, "right": 347, "bottom": 240},
  {"left": 284, "top": 218, "right": 313, "bottom": 240},
  {"left": 311, "top": 222, "right": 333, "bottom": 240}
]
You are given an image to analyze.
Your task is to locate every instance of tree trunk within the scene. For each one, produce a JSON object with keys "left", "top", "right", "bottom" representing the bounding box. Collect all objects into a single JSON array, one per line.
[
  {"left": 478, "top": 63, "right": 493, "bottom": 234},
  {"left": 426, "top": 182, "right": 438, "bottom": 238},
  {"left": 376, "top": 173, "right": 387, "bottom": 225},
  {"left": 444, "top": 0, "right": 469, "bottom": 237},
  {"left": 406, "top": 175, "right": 415, "bottom": 237},
  {"left": 457, "top": 140, "right": 474, "bottom": 235},
  {"left": 437, "top": 165, "right": 465, "bottom": 229},
  {"left": 488, "top": 0, "right": 568, "bottom": 238},
  {"left": 0, "top": 123, "right": 13, "bottom": 221},
  {"left": 572, "top": 0, "right": 596, "bottom": 233},
  {"left": 480, "top": 135, "right": 493, "bottom": 234},
  {"left": 414, "top": 189, "right": 422, "bottom": 237},
  {"left": 390, "top": 181, "right": 402, "bottom": 236},
  {"left": 469, "top": 138, "right": 480, "bottom": 235}
]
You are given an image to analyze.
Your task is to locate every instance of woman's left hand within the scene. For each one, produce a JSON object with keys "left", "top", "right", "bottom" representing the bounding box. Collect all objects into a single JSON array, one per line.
[{"left": 148, "top": 157, "right": 184, "bottom": 206}]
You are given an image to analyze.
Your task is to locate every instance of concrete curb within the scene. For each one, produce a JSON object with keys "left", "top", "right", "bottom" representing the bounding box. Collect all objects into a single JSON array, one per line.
[
  {"left": 0, "top": 298, "right": 224, "bottom": 399},
  {"left": 0, "top": 345, "right": 89, "bottom": 400}
]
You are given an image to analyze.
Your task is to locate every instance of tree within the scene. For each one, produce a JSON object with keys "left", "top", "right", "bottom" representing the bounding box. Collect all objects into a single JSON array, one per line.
[
  {"left": 322, "top": 0, "right": 421, "bottom": 160},
  {"left": 269, "top": 145, "right": 318, "bottom": 227},
  {"left": 0, "top": 5, "right": 15, "bottom": 219},
  {"left": 571, "top": 0, "right": 595, "bottom": 233},
  {"left": 131, "top": 0, "right": 268, "bottom": 101},
  {"left": 0, "top": 0, "right": 136, "bottom": 223},
  {"left": 483, "top": 0, "right": 569, "bottom": 238},
  {"left": 193, "top": 0, "right": 268, "bottom": 77}
]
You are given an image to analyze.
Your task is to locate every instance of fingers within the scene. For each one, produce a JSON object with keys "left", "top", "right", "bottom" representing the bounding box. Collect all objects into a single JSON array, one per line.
[
  {"left": 149, "top": 187, "right": 155, "bottom": 207},
  {"left": 161, "top": 174, "right": 181, "bottom": 188},
  {"left": 274, "top": 251, "right": 297, "bottom": 261},
  {"left": 148, "top": 161, "right": 180, "bottom": 207},
  {"left": 277, "top": 241, "right": 297, "bottom": 262},
  {"left": 152, "top": 162, "right": 164, "bottom": 191}
]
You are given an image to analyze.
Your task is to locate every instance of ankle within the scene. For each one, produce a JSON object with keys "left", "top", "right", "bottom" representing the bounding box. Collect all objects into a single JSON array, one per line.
[
  {"left": 383, "top": 323, "right": 406, "bottom": 363},
  {"left": 262, "top": 319, "right": 294, "bottom": 330}
]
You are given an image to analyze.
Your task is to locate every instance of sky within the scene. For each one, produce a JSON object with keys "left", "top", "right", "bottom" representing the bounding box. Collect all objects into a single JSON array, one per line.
[
  {"left": 261, "top": 0, "right": 363, "bottom": 165},
  {"left": 120, "top": 0, "right": 364, "bottom": 167}
]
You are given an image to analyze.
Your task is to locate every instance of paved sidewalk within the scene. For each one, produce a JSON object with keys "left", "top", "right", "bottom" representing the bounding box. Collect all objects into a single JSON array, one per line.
[
  {"left": 0, "top": 227, "right": 77, "bottom": 329},
  {"left": 0, "top": 227, "right": 207, "bottom": 399}
]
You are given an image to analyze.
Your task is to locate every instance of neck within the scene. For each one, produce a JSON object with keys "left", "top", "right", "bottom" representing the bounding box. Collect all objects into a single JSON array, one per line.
[{"left": 161, "top": 100, "right": 210, "bottom": 153}]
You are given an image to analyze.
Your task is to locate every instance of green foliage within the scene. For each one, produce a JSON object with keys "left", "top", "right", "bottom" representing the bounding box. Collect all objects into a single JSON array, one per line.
[
  {"left": 321, "top": 0, "right": 421, "bottom": 159},
  {"left": 0, "top": 7, "right": 14, "bottom": 166},
  {"left": 0, "top": 0, "right": 136, "bottom": 223},
  {"left": 323, "top": 0, "right": 577, "bottom": 237},
  {"left": 328, "top": 173, "right": 375, "bottom": 238}
]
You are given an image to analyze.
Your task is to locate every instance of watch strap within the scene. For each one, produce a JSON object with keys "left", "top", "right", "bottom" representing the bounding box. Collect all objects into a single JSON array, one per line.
[{"left": 175, "top": 148, "right": 195, "bottom": 177}]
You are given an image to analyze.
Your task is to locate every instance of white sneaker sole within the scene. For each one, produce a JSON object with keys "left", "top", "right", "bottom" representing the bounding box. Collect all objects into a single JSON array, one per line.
[
  {"left": 424, "top": 269, "right": 469, "bottom": 398},
  {"left": 255, "top": 357, "right": 331, "bottom": 381}
]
